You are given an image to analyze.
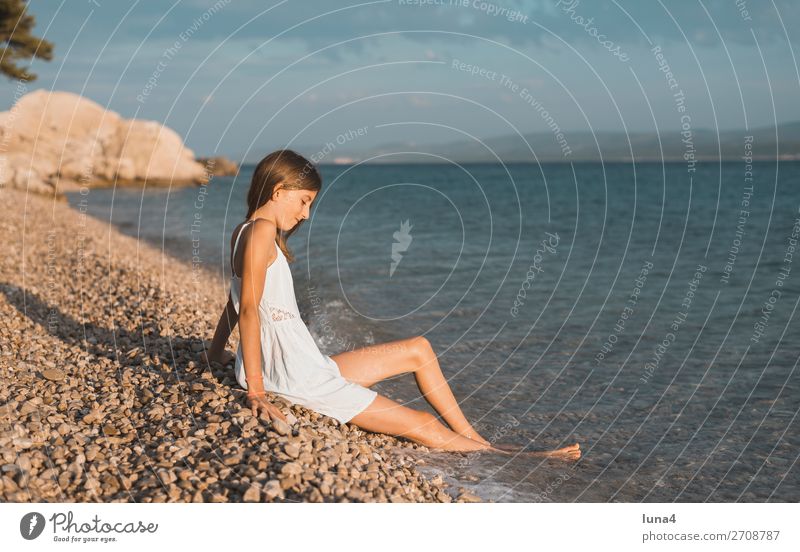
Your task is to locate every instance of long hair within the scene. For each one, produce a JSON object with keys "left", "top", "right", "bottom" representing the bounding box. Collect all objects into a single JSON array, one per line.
[{"left": 245, "top": 149, "right": 322, "bottom": 263}]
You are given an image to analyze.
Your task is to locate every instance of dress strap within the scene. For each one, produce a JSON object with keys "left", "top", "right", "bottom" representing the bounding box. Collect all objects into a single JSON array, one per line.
[{"left": 231, "top": 220, "right": 254, "bottom": 277}]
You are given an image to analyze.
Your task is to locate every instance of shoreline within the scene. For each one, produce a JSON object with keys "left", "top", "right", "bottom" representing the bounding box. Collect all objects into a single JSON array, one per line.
[{"left": 0, "top": 187, "right": 467, "bottom": 503}]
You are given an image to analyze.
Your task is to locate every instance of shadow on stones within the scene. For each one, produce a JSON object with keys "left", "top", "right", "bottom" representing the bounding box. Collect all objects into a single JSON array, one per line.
[{"left": 0, "top": 282, "right": 235, "bottom": 419}]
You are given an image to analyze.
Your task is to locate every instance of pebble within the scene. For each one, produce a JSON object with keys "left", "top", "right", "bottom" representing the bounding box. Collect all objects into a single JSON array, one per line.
[
  {"left": 85, "top": 445, "right": 101, "bottom": 461},
  {"left": 263, "top": 480, "right": 284, "bottom": 500},
  {"left": 280, "top": 462, "right": 303, "bottom": 477},
  {"left": 42, "top": 369, "right": 66, "bottom": 382},
  {"left": 82, "top": 409, "right": 104, "bottom": 424},
  {"left": 13, "top": 438, "right": 33, "bottom": 449},
  {"left": 101, "top": 424, "right": 119, "bottom": 436},
  {"left": 19, "top": 401, "right": 39, "bottom": 416},
  {"left": 243, "top": 485, "right": 260, "bottom": 502},
  {"left": 456, "top": 489, "right": 482, "bottom": 503},
  {"left": 222, "top": 453, "right": 243, "bottom": 466},
  {"left": 284, "top": 444, "right": 300, "bottom": 458},
  {"left": 270, "top": 418, "right": 291, "bottom": 436}
]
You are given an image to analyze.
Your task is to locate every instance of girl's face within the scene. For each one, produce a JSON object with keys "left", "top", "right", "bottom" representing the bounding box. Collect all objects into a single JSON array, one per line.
[{"left": 274, "top": 187, "right": 317, "bottom": 230}]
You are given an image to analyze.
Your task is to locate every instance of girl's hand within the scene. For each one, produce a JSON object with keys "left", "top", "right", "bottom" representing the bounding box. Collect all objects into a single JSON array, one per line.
[
  {"left": 247, "top": 393, "right": 288, "bottom": 423},
  {"left": 215, "top": 349, "right": 237, "bottom": 366},
  {"left": 205, "top": 344, "right": 236, "bottom": 366}
]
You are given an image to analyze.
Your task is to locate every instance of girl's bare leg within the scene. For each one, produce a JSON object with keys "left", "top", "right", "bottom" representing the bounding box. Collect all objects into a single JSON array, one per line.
[
  {"left": 349, "top": 395, "right": 581, "bottom": 460},
  {"left": 349, "top": 394, "right": 495, "bottom": 452},
  {"left": 332, "top": 336, "right": 491, "bottom": 445}
]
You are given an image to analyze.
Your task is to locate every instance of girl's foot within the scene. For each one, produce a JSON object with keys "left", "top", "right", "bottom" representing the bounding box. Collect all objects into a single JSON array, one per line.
[
  {"left": 493, "top": 442, "right": 581, "bottom": 461},
  {"left": 492, "top": 442, "right": 523, "bottom": 452},
  {"left": 458, "top": 428, "right": 491, "bottom": 446}
]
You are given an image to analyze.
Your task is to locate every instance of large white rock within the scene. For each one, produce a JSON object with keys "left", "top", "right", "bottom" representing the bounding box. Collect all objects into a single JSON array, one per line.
[{"left": 0, "top": 90, "right": 208, "bottom": 196}]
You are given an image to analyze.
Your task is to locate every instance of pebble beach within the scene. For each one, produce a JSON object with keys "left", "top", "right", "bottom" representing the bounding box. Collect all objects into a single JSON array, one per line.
[{"left": 0, "top": 187, "right": 474, "bottom": 503}]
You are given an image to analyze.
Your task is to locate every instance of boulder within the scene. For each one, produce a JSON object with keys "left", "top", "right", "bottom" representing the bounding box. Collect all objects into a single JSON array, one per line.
[
  {"left": 197, "top": 156, "right": 238, "bottom": 177},
  {"left": 0, "top": 90, "right": 209, "bottom": 196}
]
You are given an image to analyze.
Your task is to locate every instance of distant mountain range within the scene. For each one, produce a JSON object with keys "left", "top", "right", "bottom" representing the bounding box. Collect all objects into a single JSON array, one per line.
[{"left": 253, "top": 121, "right": 800, "bottom": 164}]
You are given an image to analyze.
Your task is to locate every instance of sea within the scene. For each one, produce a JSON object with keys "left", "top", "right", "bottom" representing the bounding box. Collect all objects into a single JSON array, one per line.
[{"left": 66, "top": 161, "right": 800, "bottom": 502}]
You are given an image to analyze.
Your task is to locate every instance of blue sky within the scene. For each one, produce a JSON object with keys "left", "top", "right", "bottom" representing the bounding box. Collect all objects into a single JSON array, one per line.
[{"left": 4, "top": 0, "right": 799, "bottom": 160}]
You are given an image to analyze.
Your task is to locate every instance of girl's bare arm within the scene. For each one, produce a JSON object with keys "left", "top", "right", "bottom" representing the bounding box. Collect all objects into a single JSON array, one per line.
[
  {"left": 207, "top": 292, "right": 238, "bottom": 363},
  {"left": 237, "top": 220, "right": 287, "bottom": 421},
  {"left": 238, "top": 220, "right": 276, "bottom": 393},
  {"left": 207, "top": 224, "right": 246, "bottom": 364}
]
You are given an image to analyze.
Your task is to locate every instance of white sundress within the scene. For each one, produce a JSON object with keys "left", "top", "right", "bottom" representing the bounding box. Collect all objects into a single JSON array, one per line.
[{"left": 230, "top": 219, "right": 377, "bottom": 424}]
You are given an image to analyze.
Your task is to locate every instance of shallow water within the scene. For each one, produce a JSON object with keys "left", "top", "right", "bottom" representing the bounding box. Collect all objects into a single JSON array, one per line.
[{"left": 67, "top": 161, "right": 800, "bottom": 501}]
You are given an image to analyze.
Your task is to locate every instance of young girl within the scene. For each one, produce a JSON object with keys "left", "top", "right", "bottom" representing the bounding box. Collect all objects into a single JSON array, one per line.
[{"left": 207, "top": 149, "right": 580, "bottom": 459}]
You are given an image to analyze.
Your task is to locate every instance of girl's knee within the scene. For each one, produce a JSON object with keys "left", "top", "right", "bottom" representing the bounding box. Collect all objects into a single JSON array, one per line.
[
  {"left": 412, "top": 335, "right": 434, "bottom": 362},
  {"left": 416, "top": 409, "right": 437, "bottom": 426}
]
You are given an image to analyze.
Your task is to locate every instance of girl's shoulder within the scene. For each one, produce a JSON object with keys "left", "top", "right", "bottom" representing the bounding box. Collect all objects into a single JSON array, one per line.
[
  {"left": 232, "top": 218, "right": 277, "bottom": 247},
  {"left": 244, "top": 218, "right": 278, "bottom": 246},
  {"left": 231, "top": 219, "right": 279, "bottom": 274}
]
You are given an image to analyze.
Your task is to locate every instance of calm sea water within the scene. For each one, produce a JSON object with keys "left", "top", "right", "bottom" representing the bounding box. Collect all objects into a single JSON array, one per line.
[{"left": 67, "top": 161, "right": 800, "bottom": 502}]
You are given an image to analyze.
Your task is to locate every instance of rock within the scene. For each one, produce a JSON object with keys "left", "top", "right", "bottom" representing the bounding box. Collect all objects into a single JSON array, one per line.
[
  {"left": 456, "top": 489, "right": 482, "bottom": 503},
  {"left": 84, "top": 477, "right": 101, "bottom": 492},
  {"left": 435, "top": 490, "right": 452, "bottom": 503},
  {"left": 0, "top": 90, "right": 209, "bottom": 196},
  {"left": 280, "top": 462, "right": 303, "bottom": 477},
  {"left": 283, "top": 444, "right": 300, "bottom": 459},
  {"left": 16, "top": 454, "right": 32, "bottom": 472},
  {"left": 222, "top": 452, "right": 243, "bottom": 466},
  {"left": 263, "top": 480, "right": 284, "bottom": 500},
  {"left": 101, "top": 424, "right": 119, "bottom": 436},
  {"left": 82, "top": 408, "right": 103, "bottom": 424},
  {"left": 243, "top": 485, "right": 260, "bottom": 502},
  {"left": 85, "top": 445, "right": 101, "bottom": 461},
  {"left": 101, "top": 474, "right": 120, "bottom": 495},
  {"left": 270, "top": 418, "right": 291, "bottom": 436},
  {"left": 197, "top": 156, "right": 238, "bottom": 177},
  {"left": 242, "top": 417, "right": 258, "bottom": 432},
  {"left": 42, "top": 369, "right": 65, "bottom": 382},
  {"left": 12, "top": 438, "right": 33, "bottom": 449},
  {"left": 18, "top": 401, "right": 39, "bottom": 416},
  {"left": 280, "top": 475, "right": 300, "bottom": 491},
  {"left": 147, "top": 405, "right": 165, "bottom": 421}
]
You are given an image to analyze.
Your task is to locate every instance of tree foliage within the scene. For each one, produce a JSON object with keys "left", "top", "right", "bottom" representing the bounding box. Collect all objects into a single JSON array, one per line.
[{"left": 0, "top": 0, "right": 53, "bottom": 82}]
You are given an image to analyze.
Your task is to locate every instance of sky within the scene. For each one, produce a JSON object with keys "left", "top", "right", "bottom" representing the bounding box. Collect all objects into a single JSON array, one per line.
[{"left": 3, "top": 0, "right": 799, "bottom": 161}]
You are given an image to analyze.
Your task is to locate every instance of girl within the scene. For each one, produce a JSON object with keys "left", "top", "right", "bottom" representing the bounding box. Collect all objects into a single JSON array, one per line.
[{"left": 208, "top": 149, "right": 580, "bottom": 459}]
